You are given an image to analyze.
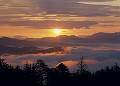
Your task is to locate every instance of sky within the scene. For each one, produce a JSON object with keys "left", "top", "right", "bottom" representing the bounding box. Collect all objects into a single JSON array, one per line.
[
  {"left": 0, "top": 0, "right": 120, "bottom": 71},
  {"left": 0, "top": 0, "right": 120, "bottom": 38}
]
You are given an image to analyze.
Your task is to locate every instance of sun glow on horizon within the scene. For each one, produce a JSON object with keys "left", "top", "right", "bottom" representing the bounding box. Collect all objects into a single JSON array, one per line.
[{"left": 54, "top": 29, "right": 61, "bottom": 34}]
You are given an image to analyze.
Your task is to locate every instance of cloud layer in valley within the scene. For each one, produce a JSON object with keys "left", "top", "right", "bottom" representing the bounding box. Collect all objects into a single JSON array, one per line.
[
  {"left": 1, "top": 32, "right": 120, "bottom": 71},
  {"left": 2, "top": 44, "right": 120, "bottom": 71}
]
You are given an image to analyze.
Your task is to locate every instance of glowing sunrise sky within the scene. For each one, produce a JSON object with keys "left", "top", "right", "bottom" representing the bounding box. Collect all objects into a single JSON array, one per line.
[{"left": 0, "top": 0, "right": 120, "bottom": 38}]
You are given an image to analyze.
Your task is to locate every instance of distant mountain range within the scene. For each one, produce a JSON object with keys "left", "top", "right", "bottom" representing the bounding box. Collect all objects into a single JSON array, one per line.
[
  {"left": 0, "top": 32, "right": 120, "bottom": 47},
  {"left": 0, "top": 37, "right": 64, "bottom": 47},
  {"left": 25, "top": 32, "right": 120, "bottom": 43},
  {"left": 0, "top": 32, "right": 120, "bottom": 56}
]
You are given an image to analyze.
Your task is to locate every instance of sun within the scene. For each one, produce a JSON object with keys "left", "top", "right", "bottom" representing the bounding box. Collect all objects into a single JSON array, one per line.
[{"left": 54, "top": 29, "right": 61, "bottom": 34}]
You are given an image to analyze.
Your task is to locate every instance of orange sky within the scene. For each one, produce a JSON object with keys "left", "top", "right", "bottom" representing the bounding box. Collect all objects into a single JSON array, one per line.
[{"left": 0, "top": 0, "right": 120, "bottom": 38}]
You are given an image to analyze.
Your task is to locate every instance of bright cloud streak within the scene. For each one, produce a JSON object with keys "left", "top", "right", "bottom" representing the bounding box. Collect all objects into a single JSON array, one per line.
[{"left": 78, "top": 0, "right": 120, "bottom": 6}]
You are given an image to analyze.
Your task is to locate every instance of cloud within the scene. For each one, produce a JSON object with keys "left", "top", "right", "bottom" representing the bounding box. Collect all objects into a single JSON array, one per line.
[
  {"left": 0, "top": 0, "right": 119, "bottom": 18},
  {"left": 0, "top": 0, "right": 120, "bottom": 31},
  {"left": 79, "top": 0, "right": 115, "bottom": 2},
  {"left": 1, "top": 42, "right": 120, "bottom": 71},
  {"left": 21, "top": 60, "right": 34, "bottom": 64},
  {"left": 79, "top": 0, "right": 120, "bottom": 6},
  {"left": 0, "top": 20, "right": 98, "bottom": 29},
  {"left": 0, "top": 45, "right": 67, "bottom": 56},
  {"left": 31, "top": 0, "right": 120, "bottom": 17}
]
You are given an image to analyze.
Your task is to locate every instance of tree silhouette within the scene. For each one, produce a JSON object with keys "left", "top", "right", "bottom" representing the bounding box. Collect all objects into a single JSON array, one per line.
[
  {"left": 0, "top": 58, "right": 10, "bottom": 71},
  {"left": 23, "top": 62, "right": 34, "bottom": 86},
  {"left": 32, "top": 59, "right": 49, "bottom": 86},
  {"left": 53, "top": 63, "right": 70, "bottom": 86},
  {"left": 0, "top": 57, "right": 120, "bottom": 86},
  {"left": 76, "top": 56, "right": 88, "bottom": 75},
  {"left": 72, "top": 56, "right": 93, "bottom": 86},
  {"left": 56, "top": 63, "right": 69, "bottom": 73}
]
